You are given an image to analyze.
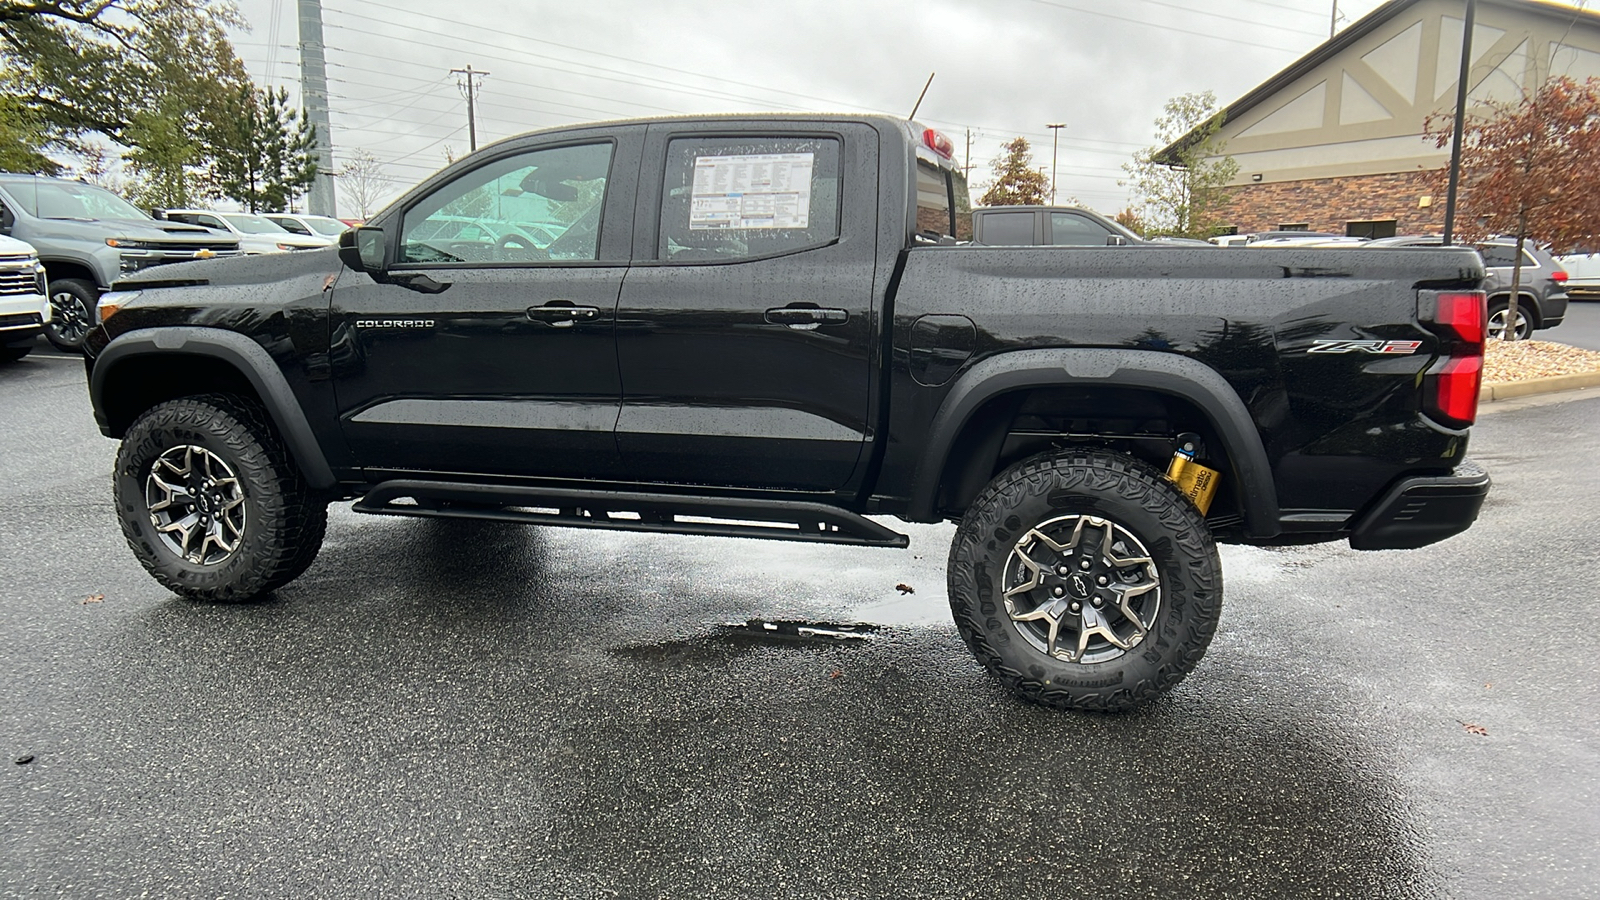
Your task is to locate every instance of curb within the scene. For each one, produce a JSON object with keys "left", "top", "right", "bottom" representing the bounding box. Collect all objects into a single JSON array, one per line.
[{"left": 1480, "top": 370, "right": 1600, "bottom": 402}]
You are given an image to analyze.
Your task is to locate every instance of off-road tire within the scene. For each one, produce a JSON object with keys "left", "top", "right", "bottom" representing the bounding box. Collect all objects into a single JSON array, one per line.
[
  {"left": 114, "top": 394, "right": 327, "bottom": 601},
  {"left": 947, "top": 450, "right": 1223, "bottom": 712},
  {"left": 44, "top": 278, "right": 97, "bottom": 353}
]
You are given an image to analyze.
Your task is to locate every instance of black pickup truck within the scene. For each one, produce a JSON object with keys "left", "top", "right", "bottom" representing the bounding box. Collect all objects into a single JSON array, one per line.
[{"left": 82, "top": 114, "right": 1491, "bottom": 711}]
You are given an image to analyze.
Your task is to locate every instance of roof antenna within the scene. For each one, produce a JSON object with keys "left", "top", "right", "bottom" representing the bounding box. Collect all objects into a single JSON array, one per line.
[{"left": 909, "top": 72, "right": 935, "bottom": 120}]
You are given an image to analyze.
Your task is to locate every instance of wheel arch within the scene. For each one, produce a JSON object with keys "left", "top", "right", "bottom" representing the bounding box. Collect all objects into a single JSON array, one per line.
[
  {"left": 908, "top": 348, "right": 1280, "bottom": 538},
  {"left": 1487, "top": 291, "right": 1541, "bottom": 326},
  {"left": 40, "top": 259, "right": 102, "bottom": 291},
  {"left": 92, "top": 327, "right": 336, "bottom": 490}
]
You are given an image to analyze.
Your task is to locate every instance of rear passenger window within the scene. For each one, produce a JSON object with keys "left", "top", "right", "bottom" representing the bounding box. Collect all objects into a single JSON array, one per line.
[
  {"left": 981, "top": 211, "right": 1036, "bottom": 245},
  {"left": 658, "top": 136, "right": 841, "bottom": 262},
  {"left": 1480, "top": 244, "right": 1541, "bottom": 268}
]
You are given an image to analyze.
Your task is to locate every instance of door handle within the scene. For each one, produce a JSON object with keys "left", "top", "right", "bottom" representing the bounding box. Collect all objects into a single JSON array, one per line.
[
  {"left": 764, "top": 306, "right": 849, "bottom": 330},
  {"left": 527, "top": 303, "right": 601, "bottom": 328}
]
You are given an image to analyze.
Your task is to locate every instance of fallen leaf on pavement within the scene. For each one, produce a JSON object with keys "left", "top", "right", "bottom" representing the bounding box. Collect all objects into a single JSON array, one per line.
[
  {"left": 15, "top": 755, "right": 34, "bottom": 765},
  {"left": 895, "top": 583, "right": 915, "bottom": 595},
  {"left": 1458, "top": 720, "right": 1488, "bottom": 736},
  {"left": 81, "top": 593, "right": 104, "bottom": 604},
  {"left": 830, "top": 669, "right": 843, "bottom": 679}
]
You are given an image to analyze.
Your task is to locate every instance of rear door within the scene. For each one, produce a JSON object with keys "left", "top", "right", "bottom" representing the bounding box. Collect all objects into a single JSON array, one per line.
[{"left": 614, "top": 122, "right": 880, "bottom": 492}]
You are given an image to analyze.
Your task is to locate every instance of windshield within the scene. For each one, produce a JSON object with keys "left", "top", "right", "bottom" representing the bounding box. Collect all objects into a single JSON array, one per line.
[
  {"left": 304, "top": 216, "right": 348, "bottom": 236},
  {"left": 221, "top": 213, "right": 292, "bottom": 235},
  {"left": 5, "top": 179, "right": 150, "bottom": 220}
]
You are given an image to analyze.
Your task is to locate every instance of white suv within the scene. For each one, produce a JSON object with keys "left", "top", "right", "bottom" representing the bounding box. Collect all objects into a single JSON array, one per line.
[{"left": 0, "top": 233, "right": 49, "bottom": 363}]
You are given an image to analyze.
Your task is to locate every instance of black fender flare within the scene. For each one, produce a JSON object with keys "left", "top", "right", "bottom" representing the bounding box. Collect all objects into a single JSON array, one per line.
[
  {"left": 908, "top": 348, "right": 1280, "bottom": 538},
  {"left": 91, "top": 326, "right": 337, "bottom": 490}
]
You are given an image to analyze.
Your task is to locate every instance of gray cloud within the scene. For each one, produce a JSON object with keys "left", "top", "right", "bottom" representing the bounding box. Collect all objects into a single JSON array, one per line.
[{"left": 228, "top": 0, "right": 1388, "bottom": 215}]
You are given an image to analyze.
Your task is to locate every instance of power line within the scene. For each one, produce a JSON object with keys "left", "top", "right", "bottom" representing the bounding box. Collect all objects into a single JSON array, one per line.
[{"left": 1014, "top": 0, "right": 1314, "bottom": 52}]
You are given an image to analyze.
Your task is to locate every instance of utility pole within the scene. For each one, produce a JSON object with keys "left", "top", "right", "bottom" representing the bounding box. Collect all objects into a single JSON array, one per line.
[
  {"left": 451, "top": 65, "right": 490, "bottom": 152},
  {"left": 963, "top": 128, "right": 972, "bottom": 176},
  {"left": 1047, "top": 123, "right": 1065, "bottom": 204},
  {"left": 296, "top": 0, "right": 336, "bottom": 216},
  {"left": 1330, "top": 0, "right": 1339, "bottom": 38}
]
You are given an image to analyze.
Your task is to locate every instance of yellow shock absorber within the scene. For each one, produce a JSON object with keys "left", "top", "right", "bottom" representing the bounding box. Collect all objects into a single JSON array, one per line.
[{"left": 1165, "top": 434, "right": 1221, "bottom": 515}]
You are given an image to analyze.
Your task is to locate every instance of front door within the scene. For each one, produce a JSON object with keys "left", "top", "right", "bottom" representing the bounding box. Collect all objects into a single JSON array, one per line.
[
  {"left": 614, "top": 123, "right": 880, "bottom": 493},
  {"left": 330, "top": 127, "right": 642, "bottom": 480}
]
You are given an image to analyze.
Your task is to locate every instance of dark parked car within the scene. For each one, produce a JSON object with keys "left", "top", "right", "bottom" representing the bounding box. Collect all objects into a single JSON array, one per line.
[{"left": 1362, "top": 236, "right": 1568, "bottom": 339}]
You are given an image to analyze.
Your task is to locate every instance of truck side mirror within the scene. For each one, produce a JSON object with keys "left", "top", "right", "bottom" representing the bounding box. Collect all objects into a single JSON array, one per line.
[
  {"left": 339, "top": 226, "right": 386, "bottom": 275},
  {"left": 1106, "top": 234, "right": 1129, "bottom": 246},
  {"left": 0, "top": 204, "right": 13, "bottom": 233}
]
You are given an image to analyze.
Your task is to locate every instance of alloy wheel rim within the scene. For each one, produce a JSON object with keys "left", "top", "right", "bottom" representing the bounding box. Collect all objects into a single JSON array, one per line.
[
  {"left": 145, "top": 445, "right": 247, "bottom": 565},
  {"left": 1001, "top": 514, "right": 1162, "bottom": 664},
  {"left": 49, "top": 290, "right": 91, "bottom": 343},
  {"left": 1487, "top": 307, "right": 1529, "bottom": 340}
]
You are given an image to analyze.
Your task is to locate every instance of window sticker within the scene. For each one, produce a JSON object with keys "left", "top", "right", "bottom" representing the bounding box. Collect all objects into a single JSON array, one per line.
[{"left": 689, "top": 152, "right": 813, "bottom": 229}]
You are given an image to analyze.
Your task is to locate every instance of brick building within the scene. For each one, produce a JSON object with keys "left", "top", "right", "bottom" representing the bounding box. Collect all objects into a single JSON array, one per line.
[{"left": 1160, "top": 0, "right": 1600, "bottom": 238}]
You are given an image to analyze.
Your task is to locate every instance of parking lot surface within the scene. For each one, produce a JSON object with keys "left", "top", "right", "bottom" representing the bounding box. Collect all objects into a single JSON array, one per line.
[{"left": 3, "top": 342, "right": 1596, "bottom": 899}]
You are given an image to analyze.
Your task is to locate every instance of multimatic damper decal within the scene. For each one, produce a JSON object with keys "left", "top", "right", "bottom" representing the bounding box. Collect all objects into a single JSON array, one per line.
[{"left": 1307, "top": 339, "right": 1423, "bottom": 354}]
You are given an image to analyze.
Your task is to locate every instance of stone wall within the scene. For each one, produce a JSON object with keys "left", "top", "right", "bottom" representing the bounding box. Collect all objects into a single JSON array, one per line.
[{"left": 1217, "top": 170, "right": 1448, "bottom": 235}]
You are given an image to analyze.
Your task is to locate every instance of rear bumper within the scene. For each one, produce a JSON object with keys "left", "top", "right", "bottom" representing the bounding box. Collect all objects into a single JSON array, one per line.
[
  {"left": 1539, "top": 292, "right": 1568, "bottom": 327},
  {"left": 1348, "top": 460, "right": 1490, "bottom": 550}
]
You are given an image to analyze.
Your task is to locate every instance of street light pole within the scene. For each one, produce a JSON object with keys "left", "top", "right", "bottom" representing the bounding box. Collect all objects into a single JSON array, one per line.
[
  {"left": 1047, "top": 123, "right": 1065, "bottom": 204},
  {"left": 1442, "top": 0, "right": 1477, "bottom": 245}
]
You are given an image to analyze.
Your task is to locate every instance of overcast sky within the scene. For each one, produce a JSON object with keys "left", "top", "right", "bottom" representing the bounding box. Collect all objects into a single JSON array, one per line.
[{"left": 225, "top": 0, "right": 1395, "bottom": 216}]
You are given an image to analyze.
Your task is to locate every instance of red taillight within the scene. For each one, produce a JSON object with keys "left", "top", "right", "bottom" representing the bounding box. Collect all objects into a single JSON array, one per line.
[
  {"left": 921, "top": 128, "right": 954, "bottom": 159},
  {"left": 1422, "top": 290, "right": 1486, "bottom": 427},
  {"left": 1551, "top": 270, "right": 1568, "bottom": 283},
  {"left": 1435, "top": 291, "right": 1486, "bottom": 344},
  {"left": 1436, "top": 355, "right": 1483, "bottom": 424}
]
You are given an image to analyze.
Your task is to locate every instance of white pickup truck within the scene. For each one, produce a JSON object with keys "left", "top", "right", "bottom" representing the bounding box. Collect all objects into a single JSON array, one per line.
[{"left": 0, "top": 233, "right": 48, "bottom": 362}]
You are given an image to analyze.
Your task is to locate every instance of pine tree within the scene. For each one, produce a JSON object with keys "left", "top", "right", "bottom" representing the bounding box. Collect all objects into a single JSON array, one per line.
[{"left": 206, "top": 85, "right": 319, "bottom": 212}]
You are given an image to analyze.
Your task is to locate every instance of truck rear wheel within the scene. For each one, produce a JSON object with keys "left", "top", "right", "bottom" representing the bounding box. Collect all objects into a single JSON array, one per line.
[
  {"left": 947, "top": 450, "right": 1222, "bottom": 712},
  {"left": 114, "top": 394, "right": 327, "bottom": 602}
]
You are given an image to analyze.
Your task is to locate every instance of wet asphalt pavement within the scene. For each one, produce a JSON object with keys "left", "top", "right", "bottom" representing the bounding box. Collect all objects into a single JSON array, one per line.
[{"left": 2, "top": 342, "right": 1597, "bottom": 899}]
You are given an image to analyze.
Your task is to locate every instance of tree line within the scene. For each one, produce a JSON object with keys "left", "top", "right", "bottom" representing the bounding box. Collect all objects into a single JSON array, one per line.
[{"left": 0, "top": 0, "right": 317, "bottom": 211}]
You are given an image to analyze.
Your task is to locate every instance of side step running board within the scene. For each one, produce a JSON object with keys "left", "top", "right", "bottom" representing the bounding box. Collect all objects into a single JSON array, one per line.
[{"left": 351, "top": 479, "right": 910, "bottom": 548}]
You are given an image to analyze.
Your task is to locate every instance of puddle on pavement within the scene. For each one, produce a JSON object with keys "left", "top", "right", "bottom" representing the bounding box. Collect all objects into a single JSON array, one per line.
[{"left": 610, "top": 619, "right": 880, "bottom": 665}]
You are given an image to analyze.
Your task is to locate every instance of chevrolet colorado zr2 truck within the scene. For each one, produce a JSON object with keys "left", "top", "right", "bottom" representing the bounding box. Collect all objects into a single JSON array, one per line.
[{"left": 81, "top": 115, "right": 1491, "bottom": 711}]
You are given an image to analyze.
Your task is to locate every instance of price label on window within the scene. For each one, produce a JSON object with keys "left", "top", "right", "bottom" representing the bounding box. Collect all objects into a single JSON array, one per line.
[{"left": 689, "top": 153, "right": 813, "bottom": 230}]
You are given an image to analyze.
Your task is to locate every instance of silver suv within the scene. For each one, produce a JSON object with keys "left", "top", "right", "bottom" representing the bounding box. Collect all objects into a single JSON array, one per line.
[
  {"left": 1364, "top": 235, "right": 1569, "bottom": 340},
  {"left": 0, "top": 175, "right": 242, "bottom": 351}
]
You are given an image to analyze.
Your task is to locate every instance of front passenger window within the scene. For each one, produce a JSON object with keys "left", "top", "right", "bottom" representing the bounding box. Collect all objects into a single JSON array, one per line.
[
  {"left": 399, "top": 142, "right": 614, "bottom": 265},
  {"left": 1050, "top": 212, "right": 1114, "bottom": 246}
]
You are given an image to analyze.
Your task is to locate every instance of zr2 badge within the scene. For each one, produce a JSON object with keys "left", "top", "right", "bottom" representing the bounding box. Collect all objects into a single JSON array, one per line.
[{"left": 1308, "top": 339, "right": 1423, "bottom": 355}]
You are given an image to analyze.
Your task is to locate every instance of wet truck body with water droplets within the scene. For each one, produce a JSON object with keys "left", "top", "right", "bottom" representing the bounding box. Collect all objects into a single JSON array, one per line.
[{"left": 79, "top": 114, "right": 1491, "bottom": 710}]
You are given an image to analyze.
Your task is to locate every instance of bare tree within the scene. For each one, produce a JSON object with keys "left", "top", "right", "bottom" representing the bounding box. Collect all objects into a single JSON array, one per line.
[{"left": 338, "top": 147, "right": 391, "bottom": 219}]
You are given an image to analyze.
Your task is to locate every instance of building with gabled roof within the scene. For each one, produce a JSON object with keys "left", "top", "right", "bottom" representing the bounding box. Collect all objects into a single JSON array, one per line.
[{"left": 1158, "top": 0, "right": 1600, "bottom": 237}]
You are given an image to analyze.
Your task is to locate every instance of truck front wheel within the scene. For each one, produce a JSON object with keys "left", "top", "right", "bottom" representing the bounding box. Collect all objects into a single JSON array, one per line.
[
  {"left": 947, "top": 450, "right": 1222, "bottom": 712},
  {"left": 114, "top": 394, "right": 327, "bottom": 602}
]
